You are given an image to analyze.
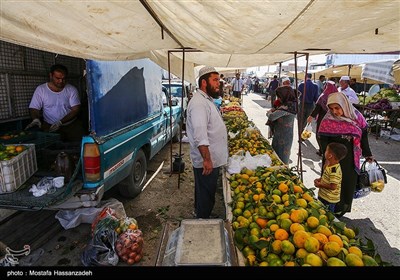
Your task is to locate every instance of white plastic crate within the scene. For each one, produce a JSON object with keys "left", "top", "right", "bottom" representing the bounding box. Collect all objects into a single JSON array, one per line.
[
  {"left": 161, "top": 219, "right": 232, "bottom": 266},
  {"left": 0, "top": 144, "right": 37, "bottom": 194}
]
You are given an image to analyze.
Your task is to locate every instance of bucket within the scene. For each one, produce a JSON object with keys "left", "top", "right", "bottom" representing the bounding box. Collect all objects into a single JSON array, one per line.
[{"left": 173, "top": 155, "right": 185, "bottom": 173}]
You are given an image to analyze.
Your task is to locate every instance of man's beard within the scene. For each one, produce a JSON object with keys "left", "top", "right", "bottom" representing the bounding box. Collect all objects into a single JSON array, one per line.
[{"left": 206, "top": 83, "right": 220, "bottom": 99}]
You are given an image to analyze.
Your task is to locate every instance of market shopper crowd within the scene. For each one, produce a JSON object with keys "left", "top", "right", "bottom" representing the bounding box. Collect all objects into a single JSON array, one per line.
[
  {"left": 187, "top": 68, "right": 377, "bottom": 219},
  {"left": 265, "top": 75, "right": 374, "bottom": 217}
]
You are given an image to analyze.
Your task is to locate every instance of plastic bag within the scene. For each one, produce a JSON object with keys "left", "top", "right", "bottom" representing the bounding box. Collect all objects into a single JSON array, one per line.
[
  {"left": 115, "top": 229, "right": 144, "bottom": 265},
  {"left": 243, "top": 151, "right": 258, "bottom": 170},
  {"left": 367, "top": 161, "right": 386, "bottom": 192},
  {"left": 228, "top": 131, "right": 239, "bottom": 139},
  {"left": 227, "top": 155, "right": 242, "bottom": 174},
  {"left": 253, "top": 154, "right": 272, "bottom": 168},
  {"left": 92, "top": 214, "right": 119, "bottom": 238},
  {"left": 91, "top": 198, "right": 127, "bottom": 236},
  {"left": 99, "top": 198, "right": 127, "bottom": 219},
  {"left": 301, "top": 122, "right": 312, "bottom": 140},
  {"left": 55, "top": 198, "right": 126, "bottom": 230},
  {"left": 357, "top": 160, "right": 371, "bottom": 189},
  {"left": 115, "top": 217, "right": 139, "bottom": 235},
  {"left": 55, "top": 207, "right": 103, "bottom": 230},
  {"left": 81, "top": 228, "right": 119, "bottom": 266}
]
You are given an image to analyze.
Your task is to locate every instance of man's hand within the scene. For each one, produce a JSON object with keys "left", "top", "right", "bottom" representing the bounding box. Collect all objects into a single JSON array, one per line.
[
  {"left": 49, "top": 120, "right": 62, "bottom": 132},
  {"left": 202, "top": 158, "right": 213, "bottom": 175},
  {"left": 25, "top": 118, "right": 41, "bottom": 130},
  {"left": 307, "top": 116, "right": 313, "bottom": 124}
]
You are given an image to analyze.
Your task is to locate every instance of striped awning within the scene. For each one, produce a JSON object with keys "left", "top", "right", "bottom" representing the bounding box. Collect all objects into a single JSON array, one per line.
[{"left": 361, "top": 60, "right": 399, "bottom": 85}]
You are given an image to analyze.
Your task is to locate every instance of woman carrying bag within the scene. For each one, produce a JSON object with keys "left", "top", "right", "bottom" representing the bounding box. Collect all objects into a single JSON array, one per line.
[
  {"left": 307, "top": 80, "right": 338, "bottom": 156},
  {"left": 318, "top": 92, "right": 373, "bottom": 218}
]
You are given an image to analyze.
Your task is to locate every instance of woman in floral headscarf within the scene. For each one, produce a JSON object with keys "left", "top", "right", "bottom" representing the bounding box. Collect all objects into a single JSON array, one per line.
[
  {"left": 318, "top": 92, "right": 373, "bottom": 217},
  {"left": 307, "top": 80, "right": 338, "bottom": 156}
]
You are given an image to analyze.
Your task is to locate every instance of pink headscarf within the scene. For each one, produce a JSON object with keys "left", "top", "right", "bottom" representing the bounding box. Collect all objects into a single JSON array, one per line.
[
  {"left": 316, "top": 81, "right": 338, "bottom": 109},
  {"left": 318, "top": 92, "right": 368, "bottom": 171}
]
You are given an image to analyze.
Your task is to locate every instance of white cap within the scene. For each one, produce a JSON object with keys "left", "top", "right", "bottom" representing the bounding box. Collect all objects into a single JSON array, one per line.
[
  {"left": 198, "top": 66, "right": 218, "bottom": 79},
  {"left": 282, "top": 77, "right": 290, "bottom": 83},
  {"left": 340, "top": 75, "right": 350, "bottom": 81}
]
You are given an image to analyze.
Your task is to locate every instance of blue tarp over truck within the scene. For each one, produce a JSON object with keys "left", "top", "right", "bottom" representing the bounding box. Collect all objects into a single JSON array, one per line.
[{"left": 0, "top": 55, "right": 182, "bottom": 210}]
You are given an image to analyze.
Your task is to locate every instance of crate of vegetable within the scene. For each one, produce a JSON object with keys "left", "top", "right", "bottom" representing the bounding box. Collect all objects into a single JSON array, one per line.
[{"left": 0, "top": 144, "right": 37, "bottom": 194}]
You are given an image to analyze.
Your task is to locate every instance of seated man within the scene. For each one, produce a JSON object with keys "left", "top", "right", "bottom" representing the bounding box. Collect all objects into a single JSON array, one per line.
[{"left": 25, "top": 64, "right": 85, "bottom": 142}]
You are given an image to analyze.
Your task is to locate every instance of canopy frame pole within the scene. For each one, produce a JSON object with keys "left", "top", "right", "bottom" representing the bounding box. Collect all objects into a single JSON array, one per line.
[
  {"left": 294, "top": 52, "right": 310, "bottom": 182},
  {"left": 167, "top": 50, "right": 174, "bottom": 176},
  {"left": 363, "top": 78, "right": 367, "bottom": 111},
  {"left": 139, "top": 0, "right": 184, "bottom": 48},
  {"left": 166, "top": 48, "right": 202, "bottom": 189}
]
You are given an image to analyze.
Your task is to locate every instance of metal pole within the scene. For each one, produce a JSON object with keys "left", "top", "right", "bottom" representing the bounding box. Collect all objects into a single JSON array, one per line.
[
  {"left": 176, "top": 49, "right": 187, "bottom": 189},
  {"left": 296, "top": 52, "right": 310, "bottom": 182},
  {"left": 167, "top": 51, "right": 173, "bottom": 175}
]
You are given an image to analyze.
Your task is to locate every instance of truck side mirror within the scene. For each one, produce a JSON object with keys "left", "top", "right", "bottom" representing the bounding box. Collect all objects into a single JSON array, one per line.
[{"left": 171, "top": 98, "right": 178, "bottom": 106}]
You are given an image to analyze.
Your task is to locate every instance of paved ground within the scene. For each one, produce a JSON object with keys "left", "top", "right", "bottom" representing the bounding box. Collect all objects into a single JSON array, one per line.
[{"left": 242, "top": 91, "right": 400, "bottom": 266}]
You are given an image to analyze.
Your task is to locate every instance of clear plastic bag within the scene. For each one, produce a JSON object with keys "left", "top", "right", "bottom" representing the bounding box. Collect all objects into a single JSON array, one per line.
[
  {"left": 367, "top": 161, "right": 386, "bottom": 192},
  {"left": 301, "top": 122, "right": 312, "bottom": 140},
  {"left": 227, "top": 155, "right": 242, "bottom": 174},
  {"left": 56, "top": 207, "right": 103, "bottom": 230},
  {"left": 115, "top": 229, "right": 144, "bottom": 265}
]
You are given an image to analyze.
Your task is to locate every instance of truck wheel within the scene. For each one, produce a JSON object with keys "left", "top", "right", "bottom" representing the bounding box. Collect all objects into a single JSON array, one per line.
[{"left": 118, "top": 149, "right": 147, "bottom": 198}]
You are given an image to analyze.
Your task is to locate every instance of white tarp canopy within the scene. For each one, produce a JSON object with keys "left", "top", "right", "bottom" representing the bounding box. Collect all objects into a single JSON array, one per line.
[
  {"left": 1, "top": 0, "right": 400, "bottom": 83},
  {"left": 361, "top": 59, "right": 400, "bottom": 85},
  {"left": 309, "top": 61, "right": 400, "bottom": 84}
]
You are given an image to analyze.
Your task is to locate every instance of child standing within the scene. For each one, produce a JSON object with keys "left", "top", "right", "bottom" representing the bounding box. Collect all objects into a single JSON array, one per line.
[{"left": 314, "top": 142, "right": 348, "bottom": 213}]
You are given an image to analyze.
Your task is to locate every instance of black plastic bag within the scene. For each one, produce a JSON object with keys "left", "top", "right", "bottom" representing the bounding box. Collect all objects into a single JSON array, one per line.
[{"left": 81, "top": 228, "right": 119, "bottom": 266}]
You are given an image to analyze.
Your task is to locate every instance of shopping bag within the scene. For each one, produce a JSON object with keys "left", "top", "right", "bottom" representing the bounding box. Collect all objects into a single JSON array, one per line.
[
  {"left": 354, "top": 160, "right": 371, "bottom": 199},
  {"left": 368, "top": 160, "right": 386, "bottom": 192},
  {"left": 301, "top": 122, "right": 312, "bottom": 140},
  {"left": 357, "top": 161, "right": 370, "bottom": 189}
]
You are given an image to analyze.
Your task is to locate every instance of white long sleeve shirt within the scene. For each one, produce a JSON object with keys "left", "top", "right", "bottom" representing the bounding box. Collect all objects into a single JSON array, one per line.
[
  {"left": 186, "top": 89, "right": 228, "bottom": 168},
  {"left": 339, "top": 86, "right": 359, "bottom": 104}
]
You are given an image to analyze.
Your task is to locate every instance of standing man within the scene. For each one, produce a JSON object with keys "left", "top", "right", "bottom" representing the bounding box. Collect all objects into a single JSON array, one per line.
[
  {"left": 338, "top": 76, "right": 359, "bottom": 104},
  {"left": 316, "top": 75, "right": 326, "bottom": 96},
  {"left": 349, "top": 78, "right": 360, "bottom": 93},
  {"left": 267, "top": 75, "right": 279, "bottom": 107},
  {"left": 231, "top": 72, "right": 244, "bottom": 98},
  {"left": 298, "top": 73, "right": 319, "bottom": 132},
  {"left": 25, "top": 64, "right": 85, "bottom": 142},
  {"left": 245, "top": 75, "right": 253, "bottom": 94},
  {"left": 186, "top": 66, "right": 228, "bottom": 219},
  {"left": 219, "top": 73, "right": 226, "bottom": 97}
]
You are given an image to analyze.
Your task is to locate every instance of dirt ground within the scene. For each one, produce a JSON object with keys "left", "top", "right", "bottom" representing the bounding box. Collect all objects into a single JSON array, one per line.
[
  {"left": 106, "top": 140, "right": 226, "bottom": 266},
  {"left": 26, "top": 140, "right": 226, "bottom": 267}
]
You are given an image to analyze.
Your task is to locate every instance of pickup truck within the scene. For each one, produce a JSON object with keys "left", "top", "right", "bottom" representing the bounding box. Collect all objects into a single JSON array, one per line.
[{"left": 0, "top": 42, "right": 181, "bottom": 210}]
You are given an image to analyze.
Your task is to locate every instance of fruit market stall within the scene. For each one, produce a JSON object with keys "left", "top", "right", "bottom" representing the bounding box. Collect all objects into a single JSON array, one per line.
[
  {"left": 356, "top": 88, "right": 400, "bottom": 138},
  {"left": 220, "top": 98, "right": 389, "bottom": 267}
]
